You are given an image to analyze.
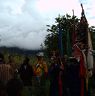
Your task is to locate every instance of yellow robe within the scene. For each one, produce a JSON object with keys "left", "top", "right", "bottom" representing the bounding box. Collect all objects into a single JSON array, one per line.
[{"left": 34, "top": 61, "right": 48, "bottom": 77}]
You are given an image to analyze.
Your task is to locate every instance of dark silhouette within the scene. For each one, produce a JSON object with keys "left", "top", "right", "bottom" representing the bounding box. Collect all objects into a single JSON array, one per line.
[
  {"left": 63, "top": 57, "right": 81, "bottom": 96},
  {"left": 6, "top": 72, "right": 23, "bottom": 96},
  {"left": 49, "top": 51, "right": 64, "bottom": 96},
  {"left": 0, "top": 80, "right": 7, "bottom": 96},
  {"left": 0, "top": 53, "right": 13, "bottom": 85},
  {"left": 19, "top": 56, "right": 33, "bottom": 86}
]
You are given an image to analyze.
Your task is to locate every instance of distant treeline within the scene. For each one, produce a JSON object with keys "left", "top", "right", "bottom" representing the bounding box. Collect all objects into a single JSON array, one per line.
[{"left": 0, "top": 46, "right": 43, "bottom": 56}]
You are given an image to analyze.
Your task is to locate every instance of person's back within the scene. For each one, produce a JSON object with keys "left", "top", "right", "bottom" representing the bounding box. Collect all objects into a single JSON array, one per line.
[
  {"left": 0, "top": 53, "right": 13, "bottom": 85},
  {"left": 7, "top": 55, "right": 17, "bottom": 72},
  {"left": 0, "top": 80, "right": 8, "bottom": 96},
  {"left": 0, "top": 64, "right": 13, "bottom": 82},
  {"left": 64, "top": 57, "right": 81, "bottom": 96},
  {"left": 19, "top": 57, "right": 33, "bottom": 86},
  {"left": 6, "top": 72, "right": 24, "bottom": 96}
]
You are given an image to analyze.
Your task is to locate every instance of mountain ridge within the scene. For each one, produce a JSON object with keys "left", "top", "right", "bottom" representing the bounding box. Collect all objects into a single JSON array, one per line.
[{"left": 0, "top": 46, "right": 42, "bottom": 56}]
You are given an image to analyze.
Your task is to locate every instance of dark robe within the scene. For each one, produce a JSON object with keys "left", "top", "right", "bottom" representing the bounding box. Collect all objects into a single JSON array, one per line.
[
  {"left": 63, "top": 58, "right": 81, "bottom": 96},
  {"left": 19, "top": 63, "right": 33, "bottom": 86},
  {"left": 49, "top": 62, "right": 63, "bottom": 96}
]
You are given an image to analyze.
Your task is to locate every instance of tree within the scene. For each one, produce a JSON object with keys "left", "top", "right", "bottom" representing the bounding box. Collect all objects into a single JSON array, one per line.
[
  {"left": 44, "top": 14, "right": 95, "bottom": 57},
  {"left": 44, "top": 14, "right": 79, "bottom": 56}
]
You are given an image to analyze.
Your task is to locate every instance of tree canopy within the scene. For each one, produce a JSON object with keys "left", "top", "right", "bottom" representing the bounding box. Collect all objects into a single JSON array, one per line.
[{"left": 44, "top": 14, "right": 95, "bottom": 56}]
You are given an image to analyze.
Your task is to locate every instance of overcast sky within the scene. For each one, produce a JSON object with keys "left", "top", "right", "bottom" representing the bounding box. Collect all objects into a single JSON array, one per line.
[{"left": 0, "top": 0, "right": 95, "bottom": 50}]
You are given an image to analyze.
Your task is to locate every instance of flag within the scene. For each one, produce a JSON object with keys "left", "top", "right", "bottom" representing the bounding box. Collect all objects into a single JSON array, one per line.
[
  {"left": 72, "top": 44, "right": 86, "bottom": 77},
  {"left": 58, "top": 23, "right": 63, "bottom": 57},
  {"left": 86, "top": 30, "right": 94, "bottom": 94},
  {"left": 66, "top": 30, "right": 72, "bottom": 57},
  {"left": 72, "top": 10, "right": 77, "bottom": 46},
  {"left": 74, "top": 4, "right": 89, "bottom": 96},
  {"left": 76, "top": 4, "right": 88, "bottom": 46},
  {"left": 72, "top": 26, "right": 77, "bottom": 46},
  {"left": 87, "top": 30, "right": 93, "bottom": 70},
  {"left": 72, "top": 44, "right": 86, "bottom": 96}
]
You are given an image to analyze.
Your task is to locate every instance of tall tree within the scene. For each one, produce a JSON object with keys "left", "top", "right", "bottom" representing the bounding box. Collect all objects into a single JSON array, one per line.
[
  {"left": 44, "top": 14, "right": 79, "bottom": 56},
  {"left": 44, "top": 13, "right": 95, "bottom": 57}
]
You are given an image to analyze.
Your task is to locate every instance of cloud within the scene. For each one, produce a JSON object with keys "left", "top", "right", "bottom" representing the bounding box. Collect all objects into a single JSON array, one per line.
[
  {"left": 0, "top": 0, "right": 95, "bottom": 50},
  {"left": 0, "top": 0, "right": 48, "bottom": 50}
]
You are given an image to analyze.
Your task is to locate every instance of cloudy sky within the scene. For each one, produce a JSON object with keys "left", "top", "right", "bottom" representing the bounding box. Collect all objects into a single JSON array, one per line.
[{"left": 0, "top": 0, "right": 95, "bottom": 50}]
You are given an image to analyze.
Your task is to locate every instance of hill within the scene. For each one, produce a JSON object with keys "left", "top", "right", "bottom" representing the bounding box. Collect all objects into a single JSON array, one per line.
[{"left": 0, "top": 46, "right": 42, "bottom": 56}]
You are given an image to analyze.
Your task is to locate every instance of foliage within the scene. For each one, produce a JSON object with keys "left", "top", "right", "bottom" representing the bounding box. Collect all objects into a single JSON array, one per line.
[
  {"left": 44, "top": 14, "right": 95, "bottom": 56},
  {"left": 44, "top": 14, "right": 79, "bottom": 56}
]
